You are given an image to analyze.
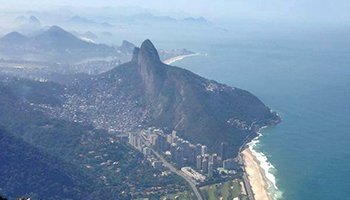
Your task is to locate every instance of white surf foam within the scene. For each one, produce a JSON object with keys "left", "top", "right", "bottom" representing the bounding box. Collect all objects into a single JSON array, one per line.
[{"left": 247, "top": 128, "right": 283, "bottom": 199}]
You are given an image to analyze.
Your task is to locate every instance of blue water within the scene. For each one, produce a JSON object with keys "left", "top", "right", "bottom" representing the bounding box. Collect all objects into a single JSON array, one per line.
[{"left": 167, "top": 32, "right": 350, "bottom": 200}]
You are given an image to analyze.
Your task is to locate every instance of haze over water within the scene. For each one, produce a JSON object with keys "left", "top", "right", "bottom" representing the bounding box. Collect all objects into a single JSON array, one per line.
[{"left": 172, "top": 29, "right": 350, "bottom": 200}]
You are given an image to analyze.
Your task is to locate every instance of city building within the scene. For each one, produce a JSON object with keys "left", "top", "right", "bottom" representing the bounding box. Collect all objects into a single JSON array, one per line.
[
  {"left": 181, "top": 167, "right": 206, "bottom": 182},
  {"left": 117, "top": 134, "right": 129, "bottom": 143},
  {"left": 128, "top": 133, "right": 133, "bottom": 145},
  {"left": 208, "top": 162, "right": 214, "bottom": 177},
  {"left": 188, "top": 144, "right": 196, "bottom": 164},
  {"left": 202, "top": 157, "right": 208, "bottom": 173},
  {"left": 223, "top": 159, "right": 237, "bottom": 170},
  {"left": 210, "top": 153, "right": 218, "bottom": 168},
  {"left": 166, "top": 134, "right": 173, "bottom": 144},
  {"left": 143, "top": 147, "right": 151, "bottom": 155},
  {"left": 136, "top": 137, "right": 142, "bottom": 151},
  {"left": 201, "top": 145, "right": 208, "bottom": 156},
  {"left": 196, "top": 155, "right": 202, "bottom": 170},
  {"left": 155, "top": 134, "right": 167, "bottom": 152},
  {"left": 221, "top": 142, "right": 228, "bottom": 161},
  {"left": 171, "top": 130, "right": 177, "bottom": 138},
  {"left": 175, "top": 147, "right": 184, "bottom": 167},
  {"left": 170, "top": 143, "right": 177, "bottom": 161},
  {"left": 195, "top": 144, "right": 202, "bottom": 156},
  {"left": 150, "top": 134, "right": 158, "bottom": 146}
]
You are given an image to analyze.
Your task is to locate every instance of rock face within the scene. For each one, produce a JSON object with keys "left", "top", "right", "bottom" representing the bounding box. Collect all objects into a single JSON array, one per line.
[{"left": 133, "top": 39, "right": 166, "bottom": 96}]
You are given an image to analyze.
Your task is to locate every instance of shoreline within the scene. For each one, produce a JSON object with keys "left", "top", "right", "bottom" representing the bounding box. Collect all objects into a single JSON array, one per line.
[
  {"left": 240, "top": 126, "right": 281, "bottom": 200},
  {"left": 163, "top": 53, "right": 200, "bottom": 65},
  {"left": 242, "top": 147, "right": 272, "bottom": 200}
]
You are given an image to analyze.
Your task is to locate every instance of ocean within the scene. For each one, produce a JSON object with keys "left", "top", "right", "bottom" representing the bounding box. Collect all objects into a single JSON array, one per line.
[{"left": 165, "top": 31, "right": 350, "bottom": 200}]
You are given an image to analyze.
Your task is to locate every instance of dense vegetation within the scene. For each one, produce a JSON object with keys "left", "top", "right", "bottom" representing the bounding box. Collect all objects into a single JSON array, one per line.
[
  {"left": 0, "top": 128, "right": 118, "bottom": 200},
  {"left": 0, "top": 77, "right": 187, "bottom": 199}
]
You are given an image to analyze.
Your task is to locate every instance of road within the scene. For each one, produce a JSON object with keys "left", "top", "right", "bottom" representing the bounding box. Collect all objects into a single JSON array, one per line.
[
  {"left": 238, "top": 153, "right": 255, "bottom": 200},
  {"left": 152, "top": 150, "right": 203, "bottom": 200}
]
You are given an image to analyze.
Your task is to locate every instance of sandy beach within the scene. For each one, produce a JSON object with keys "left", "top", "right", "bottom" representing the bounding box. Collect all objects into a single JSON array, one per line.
[
  {"left": 163, "top": 53, "right": 200, "bottom": 65},
  {"left": 242, "top": 148, "right": 272, "bottom": 200}
]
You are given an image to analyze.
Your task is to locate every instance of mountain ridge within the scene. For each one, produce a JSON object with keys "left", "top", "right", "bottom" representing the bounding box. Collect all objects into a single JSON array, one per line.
[
  {"left": 0, "top": 32, "right": 29, "bottom": 45},
  {"left": 0, "top": 25, "right": 116, "bottom": 62}
]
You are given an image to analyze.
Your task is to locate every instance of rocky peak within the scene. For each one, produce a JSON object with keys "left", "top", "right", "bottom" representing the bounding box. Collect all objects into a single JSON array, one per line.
[
  {"left": 49, "top": 25, "right": 66, "bottom": 31},
  {"left": 132, "top": 39, "right": 162, "bottom": 65},
  {"left": 120, "top": 40, "right": 136, "bottom": 53},
  {"left": 138, "top": 39, "right": 161, "bottom": 64},
  {"left": 46, "top": 25, "right": 67, "bottom": 34},
  {"left": 29, "top": 16, "right": 41, "bottom": 25},
  {"left": 132, "top": 39, "right": 166, "bottom": 96}
]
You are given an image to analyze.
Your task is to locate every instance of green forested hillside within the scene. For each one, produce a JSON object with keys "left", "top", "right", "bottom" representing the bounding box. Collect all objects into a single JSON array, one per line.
[{"left": 0, "top": 128, "right": 120, "bottom": 200}]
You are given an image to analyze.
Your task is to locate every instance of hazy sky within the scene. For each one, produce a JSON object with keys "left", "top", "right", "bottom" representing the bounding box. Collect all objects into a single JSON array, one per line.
[{"left": 1, "top": 0, "right": 350, "bottom": 25}]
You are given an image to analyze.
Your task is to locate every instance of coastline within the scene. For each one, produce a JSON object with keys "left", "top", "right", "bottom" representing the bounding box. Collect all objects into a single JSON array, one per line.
[
  {"left": 241, "top": 127, "right": 282, "bottom": 200},
  {"left": 242, "top": 147, "right": 272, "bottom": 200},
  {"left": 164, "top": 51, "right": 281, "bottom": 200},
  {"left": 163, "top": 53, "right": 200, "bottom": 65}
]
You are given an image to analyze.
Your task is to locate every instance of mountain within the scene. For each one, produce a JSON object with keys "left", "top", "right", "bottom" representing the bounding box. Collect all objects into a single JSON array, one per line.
[
  {"left": 30, "top": 26, "right": 94, "bottom": 50},
  {"left": 0, "top": 32, "right": 28, "bottom": 45},
  {"left": 119, "top": 40, "right": 136, "bottom": 53},
  {"left": 183, "top": 17, "right": 211, "bottom": 25},
  {"left": 129, "top": 13, "right": 177, "bottom": 22},
  {"left": 14, "top": 16, "right": 42, "bottom": 34},
  {"left": 0, "top": 32, "right": 29, "bottom": 54},
  {"left": 29, "top": 16, "right": 41, "bottom": 25},
  {"left": 15, "top": 16, "right": 41, "bottom": 27},
  {"left": 82, "top": 31, "right": 98, "bottom": 40},
  {"left": 68, "top": 16, "right": 114, "bottom": 27},
  {"left": 0, "top": 26, "right": 116, "bottom": 62},
  {"left": 29, "top": 26, "right": 112, "bottom": 52},
  {"left": 128, "top": 40, "right": 279, "bottom": 154},
  {"left": 123, "top": 13, "right": 211, "bottom": 26},
  {"left": 68, "top": 31, "right": 99, "bottom": 43},
  {"left": 41, "top": 39, "right": 279, "bottom": 157}
]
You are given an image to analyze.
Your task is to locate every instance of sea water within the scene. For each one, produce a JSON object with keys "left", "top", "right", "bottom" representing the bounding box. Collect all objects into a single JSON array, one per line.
[
  {"left": 248, "top": 130, "right": 283, "bottom": 199},
  {"left": 166, "top": 30, "right": 350, "bottom": 200}
]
